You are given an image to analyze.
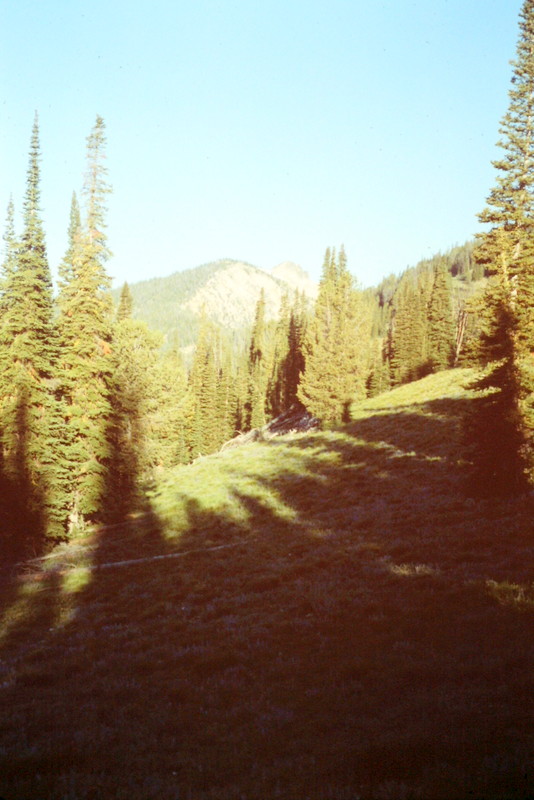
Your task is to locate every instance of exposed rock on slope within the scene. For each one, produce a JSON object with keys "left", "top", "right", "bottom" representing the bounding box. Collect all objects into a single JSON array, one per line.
[
  {"left": 270, "top": 261, "right": 318, "bottom": 299},
  {"left": 123, "top": 258, "right": 318, "bottom": 345},
  {"left": 184, "top": 261, "right": 289, "bottom": 328},
  {"left": 220, "top": 404, "right": 320, "bottom": 452}
]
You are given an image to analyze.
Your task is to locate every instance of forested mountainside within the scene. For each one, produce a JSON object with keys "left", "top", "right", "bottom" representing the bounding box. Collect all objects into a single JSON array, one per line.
[
  {"left": 113, "top": 258, "right": 317, "bottom": 347},
  {"left": 1, "top": 0, "right": 533, "bottom": 548}
]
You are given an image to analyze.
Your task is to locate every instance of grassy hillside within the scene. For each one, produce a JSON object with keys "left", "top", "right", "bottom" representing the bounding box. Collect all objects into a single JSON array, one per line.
[{"left": 1, "top": 369, "right": 533, "bottom": 799}]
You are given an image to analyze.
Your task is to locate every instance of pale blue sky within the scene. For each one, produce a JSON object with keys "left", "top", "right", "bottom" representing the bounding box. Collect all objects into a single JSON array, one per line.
[{"left": 0, "top": 0, "right": 520, "bottom": 287}]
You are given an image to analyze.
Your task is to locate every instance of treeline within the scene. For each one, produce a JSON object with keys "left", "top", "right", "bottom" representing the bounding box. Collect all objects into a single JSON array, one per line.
[
  {"left": 365, "top": 241, "right": 483, "bottom": 395},
  {"left": 0, "top": 105, "right": 466, "bottom": 555},
  {"left": 3, "top": 0, "right": 534, "bottom": 554}
]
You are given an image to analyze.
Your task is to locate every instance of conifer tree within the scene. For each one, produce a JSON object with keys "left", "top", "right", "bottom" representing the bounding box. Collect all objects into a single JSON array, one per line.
[
  {"left": 216, "top": 340, "right": 238, "bottom": 445},
  {"left": 427, "top": 260, "right": 454, "bottom": 371},
  {"left": 285, "top": 293, "right": 307, "bottom": 406},
  {"left": 106, "top": 312, "right": 163, "bottom": 519},
  {"left": 473, "top": 0, "right": 534, "bottom": 489},
  {"left": 56, "top": 115, "right": 115, "bottom": 530},
  {"left": 149, "top": 337, "right": 190, "bottom": 468},
  {"left": 188, "top": 314, "right": 223, "bottom": 455},
  {"left": 246, "top": 290, "right": 268, "bottom": 429},
  {"left": 58, "top": 193, "right": 81, "bottom": 288},
  {"left": 117, "top": 281, "right": 134, "bottom": 321},
  {"left": 266, "top": 292, "right": 307, "bottom": 417},
  {"left": 0, "top": 115, "right": 64, "bottom": 541},
  {"left": 0, "top": 198, "right": 17, "bottom": 313},
  {"left": 298, "top": 247, "right": 370, "bottom": 424}
]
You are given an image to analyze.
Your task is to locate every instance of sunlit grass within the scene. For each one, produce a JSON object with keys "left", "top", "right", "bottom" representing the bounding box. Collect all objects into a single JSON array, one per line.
[{"left": 0, "top": 367, "right": 533, "bottom": 799}]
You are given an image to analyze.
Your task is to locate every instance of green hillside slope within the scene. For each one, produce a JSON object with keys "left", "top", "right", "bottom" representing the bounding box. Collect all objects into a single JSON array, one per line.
[
  {"left": 112, "top": 259, "right": 232, "bottom": 345},
  {"left": 1, "top": 369, "right": 533, "bottom": 799}
]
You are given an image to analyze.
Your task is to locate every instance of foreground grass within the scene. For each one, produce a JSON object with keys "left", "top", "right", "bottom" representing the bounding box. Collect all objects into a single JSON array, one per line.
[{"left": 1, "top": 368, "right": 533, "bottom": 799}]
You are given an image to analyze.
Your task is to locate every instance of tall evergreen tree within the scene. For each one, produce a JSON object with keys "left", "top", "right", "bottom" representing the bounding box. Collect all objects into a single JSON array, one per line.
[
  {"left": 427, "top": 259, "right": 454, "bottom": 371},
  {"left": 188, "top": 314, "right": 223, "bottom": 456},
  {"left": 56, "top": 116, "right": 115, "bottom": 530},
  {"left": 58, "top": 192, "right": 81, "bottom": 289},
  {"left": 106, "top": 313, "right": 163, "bottom": 519},
  {"left": 388, "top": 269, "right": 433, "bottom": 385},
  {"left": 117, "top": 281, "right": 134, "bottom": 322},
  {"left": 246, "top": 290, "right": 268, "bottom": 429},
  {"left": 0, "top": 114, "right": 63, "bottom": 542},
  {"left": 298, "top": 247, "right": 370, "bottom": 424},
  {"left": 473, "top": 0, "right": 534, "bottom": 489},
  {"left": 267, "top": 292, "right": 307, "bottom": 417},
  {"left": 0, "top": 198, "right": 17, "bottom": 313},
  {"left": 148, "top": 336, "right": 190, "bottom": 469}
]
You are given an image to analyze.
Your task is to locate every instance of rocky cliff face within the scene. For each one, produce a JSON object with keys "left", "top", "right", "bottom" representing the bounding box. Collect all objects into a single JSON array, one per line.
[
  {"left": 184, "top": 262, "right": 288, "bottom": 328},
  {"left": 270, "top": 261, "right": 318, "bottom": 299},
  {"left": 123, "top": 258, "right": 318, "bottom": 345},
  {"left": 181, "top": 260, "right": 316, "bottom": 328}
]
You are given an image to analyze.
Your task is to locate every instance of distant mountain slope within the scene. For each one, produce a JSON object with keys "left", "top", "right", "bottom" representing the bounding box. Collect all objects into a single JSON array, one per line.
[{"left": 117, "top": 258, "right": 317, "bottom": 346}]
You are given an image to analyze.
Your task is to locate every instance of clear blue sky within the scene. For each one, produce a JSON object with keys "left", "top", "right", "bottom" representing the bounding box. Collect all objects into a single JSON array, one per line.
[{"left": 0, "top": 0, "right": 521, "bottom": 288}]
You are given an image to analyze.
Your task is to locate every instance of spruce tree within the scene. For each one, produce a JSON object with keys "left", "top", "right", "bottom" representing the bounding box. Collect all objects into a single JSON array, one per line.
[
  {"left": 298, "top": 247, "right": 370, "bottom": 425},
  {"left": 188, "top": 314, "right": 224, "bottom": 455},
  {"left": 427, "top": 260, "right": 454, "bottom": 372},
  {"left": 56, "top": 116, "right": 115, "bottom": 530},
  {"left": 246, "top": 290, "right": 268, "bottom": 429},
  {"left": 106, "top": 314, "right": 162, "bottom": 519},
  {"left": 267, "top": 292, "right": 306, "bottom": 417},
  {"left": 117, "top": 281, "right": 134, "bottom": 321},
  {"left": 149, "top": 337, "right": 190, "bottom": 468},
  {"left": 58, "top": 192, "right": 81, "bottom": 288},
  {"left": 267, "top": 292, "right": 291, "bottom": 418},
  {"left": 0, "top": 198, "right": 17, "bottom": 313},
  {"left": 473, "top": 0, "right": 534, "bottom": 489},
  {"left": 0, "top": 115, "right": 64, "bottom": 542}
]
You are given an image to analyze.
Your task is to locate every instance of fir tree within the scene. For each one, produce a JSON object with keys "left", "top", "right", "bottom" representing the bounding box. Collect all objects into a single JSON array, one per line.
[
  {"left": 117, "top": 281, "right": 134, "bottom": 321},
  {"left": 298, "top": 247, "right": 370, "bottom": 425},
  {"left": 427, "top": 260, "right": 454, "bottom": 372},
  {"left": 58, "top": 192, "right": 81, "bottom": 289},
  {"left": 0, "top": 114, "right": 64, "bottom": 541},
  {"left": 0, "top": 198, "right": 17, "bottom": 314},
  {"left": 56, "top": 116, "right": 115, "bottom": 530},
  {"left": 149, "top": 337, "right": 190, "bottom": 469},
  {"left": 473, "top": 0, "right": 534, "bottom": 489},
  {"left": 267, "top": 292, "right": 307, "bottom": 417},
  {"left": 389, "top": 270, "right": 433, "bottom": 384},
  {"left": 246, "top": 290, "right": 268, "bottom": 429},
  {"left": 105, "top": 315, "right": 163, "bottom": 519},
  {"left": 188, "top": 314, "right": 223, "bottom": 455}
]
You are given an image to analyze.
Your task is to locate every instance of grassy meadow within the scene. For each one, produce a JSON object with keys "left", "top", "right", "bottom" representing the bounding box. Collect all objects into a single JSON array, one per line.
[{"left": 0, "top": 368, "right": 533, "bottom": 799}]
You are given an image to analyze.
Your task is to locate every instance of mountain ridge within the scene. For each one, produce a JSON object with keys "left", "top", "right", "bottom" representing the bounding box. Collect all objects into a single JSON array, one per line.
[{"left": 117, "top": 258, "right": 318, "bottom": 346}]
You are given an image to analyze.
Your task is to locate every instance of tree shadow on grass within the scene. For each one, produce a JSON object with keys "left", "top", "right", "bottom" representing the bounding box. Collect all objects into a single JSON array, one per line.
[{"left": 0, "top": 397, "right": 533, "bottom": 798}]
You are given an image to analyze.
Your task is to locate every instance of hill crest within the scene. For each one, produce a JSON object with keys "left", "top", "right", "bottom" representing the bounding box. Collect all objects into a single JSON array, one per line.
[{"left": 121, "top": 258, "right": 317, "bottom": 344}]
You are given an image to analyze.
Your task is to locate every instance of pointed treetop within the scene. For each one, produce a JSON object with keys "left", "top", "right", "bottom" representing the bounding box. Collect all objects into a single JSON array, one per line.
[
  {"left": 83, "top": 114, "right": 112, "bottom": 263},
  {"left": 22, "top": 112, "right": 43, "bottom": 232},
  {"left": 117, "top": 282, "right": 134, "bottom": 321}
]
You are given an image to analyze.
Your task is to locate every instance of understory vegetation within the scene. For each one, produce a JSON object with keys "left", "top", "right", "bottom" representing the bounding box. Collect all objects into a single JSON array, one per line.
[{"left": 0, "top": 369, "right": 533, "bottom": 799}]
